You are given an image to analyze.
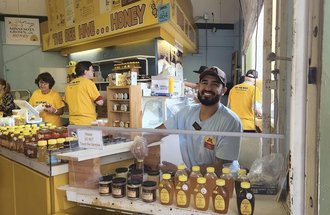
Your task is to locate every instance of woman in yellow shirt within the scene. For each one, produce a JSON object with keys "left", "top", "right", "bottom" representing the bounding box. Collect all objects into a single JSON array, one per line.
[{"left": 29, "top": 72, "right": 65, "bottom": 126}]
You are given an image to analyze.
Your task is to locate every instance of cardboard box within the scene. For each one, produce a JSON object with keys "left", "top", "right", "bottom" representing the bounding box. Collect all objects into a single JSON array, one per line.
[
  {"left": 108, "top": 72, "right": 137, "bottom": 86},
  {"left": 251, "top": 183, "right": 278, "bottom": 195},
  {"left": 151, "top": 76, "right": 183, "bottom": 97}
]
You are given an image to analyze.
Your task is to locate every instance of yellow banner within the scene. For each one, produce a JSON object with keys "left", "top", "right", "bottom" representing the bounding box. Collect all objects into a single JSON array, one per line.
[{"left": 42, "top": 0, "right": 171, "bottom": 50}]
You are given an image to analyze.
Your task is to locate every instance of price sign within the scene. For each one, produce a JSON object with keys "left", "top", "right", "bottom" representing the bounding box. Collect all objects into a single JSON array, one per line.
[
  {"left": 158, "top": 3, "right": 170, "bottom": 23},
  {"left": 77, "top": 129, "right": 104, "bottom": 150}
]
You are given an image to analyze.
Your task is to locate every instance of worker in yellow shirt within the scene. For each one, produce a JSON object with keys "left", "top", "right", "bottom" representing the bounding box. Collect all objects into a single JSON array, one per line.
[
  {"left": 64, "top": 61, "right": 104, "bottom": 125},
  {"left": 29, "top": 72, "right": 65, "bottom": 126},
  {"left": 227, "top": 70, "right": 262, "bottom": 132}
]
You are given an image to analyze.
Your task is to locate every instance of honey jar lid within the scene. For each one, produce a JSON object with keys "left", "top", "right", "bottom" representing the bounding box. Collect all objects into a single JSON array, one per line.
[
  {"left": 178, "top": 175, "right": 188, "bottom": 182},
  {"left": 197, "top": 177, "right": 206, "bottom": 184},
  {"left": 216, "top": 179, "right": 225, "bottom": 186},
  {"left": 48, "top": 139, "right": 57, "bottom": 145},
  {"left": 37, "top": 140, "right": 47, "bottom": 146}
]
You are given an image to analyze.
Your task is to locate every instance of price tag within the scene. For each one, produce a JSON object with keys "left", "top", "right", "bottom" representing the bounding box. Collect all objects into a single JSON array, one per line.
[
  {"left": 158, "top": 3, "right": 170, "bottom": 23},
  {"left": 77, "top": 129, "right": 104, "bottom": 150}
]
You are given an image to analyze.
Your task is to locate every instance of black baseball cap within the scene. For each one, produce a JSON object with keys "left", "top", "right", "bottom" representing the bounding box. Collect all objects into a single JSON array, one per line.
[
  {"left": 246, "top": 69, "right": 258, "bottom": 78},
  {"left": 199, "top": 66, "right": 227, "bottom": 86},
  {"left": 193, "top": 66, "right": 208, "bottom": 74}
]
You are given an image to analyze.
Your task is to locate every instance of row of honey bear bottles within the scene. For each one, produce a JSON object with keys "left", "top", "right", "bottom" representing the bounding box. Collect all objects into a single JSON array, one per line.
[{"left": 158, "top": 164, "right": 255, "bottom": 214}]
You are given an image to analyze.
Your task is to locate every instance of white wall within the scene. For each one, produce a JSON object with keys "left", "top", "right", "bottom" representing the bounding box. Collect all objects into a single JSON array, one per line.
[
  {"left": 0, "top": 0, "right": 47, "bottom": 16},
  {"left": 191, "top": 0, "right": 240, "bottom": 23}
]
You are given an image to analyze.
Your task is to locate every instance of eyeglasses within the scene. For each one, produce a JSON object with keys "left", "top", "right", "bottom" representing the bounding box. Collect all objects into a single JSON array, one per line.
[{"left": 38, "top": 81, "right": 49, "bottom": 85}]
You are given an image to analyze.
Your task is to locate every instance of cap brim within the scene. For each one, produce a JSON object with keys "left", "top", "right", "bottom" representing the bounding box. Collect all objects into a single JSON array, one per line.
[{"left": 200, "top": 70, "right": 226, "bottom": 85}]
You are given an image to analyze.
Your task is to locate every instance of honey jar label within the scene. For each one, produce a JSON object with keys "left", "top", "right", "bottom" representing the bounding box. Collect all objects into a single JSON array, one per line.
[
  {"left": 195, "top": 193, "right": 206, "bottom": 209},
  {"left": 240, "top": 199, "right": 252, "bottom": 215},
  {"left": 142, "top": 193, "right": 153, "bottom": 201},
  {"left": 214, "top": 195, "right": 225, "bottom": 211},
  {"left": 176, "top": 190, "right": 187, "bottom": 206},
  {"left": 112, "top": 188, "right": 122, "bottom": 196},
  {"left": 160, "top": 188, "right": 170, "bottom": 203}
]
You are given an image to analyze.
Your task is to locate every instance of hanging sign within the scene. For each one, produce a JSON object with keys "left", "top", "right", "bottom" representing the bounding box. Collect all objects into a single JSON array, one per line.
[
  {"left": 5, "top": 17, "right": 41, "bottom": 45},
  {"left": 158, "top": 3, "right": 170, "bottom": 23}
]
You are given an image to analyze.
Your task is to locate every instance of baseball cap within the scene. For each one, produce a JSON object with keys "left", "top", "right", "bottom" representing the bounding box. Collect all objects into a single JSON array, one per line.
[
  {"left": 193, "top": 65, "right": 208, "bottom": 74},
  {"left": 199, "top": 66, "right": 227, "bottom": 86},
  {"left": 246, "top": 69, "right": 258, "bottom": 78}
]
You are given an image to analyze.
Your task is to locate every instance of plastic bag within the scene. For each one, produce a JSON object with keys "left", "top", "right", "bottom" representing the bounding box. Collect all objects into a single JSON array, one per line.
[
  {"left": 248, "top": 153, "right": 284, "bottom": 185},
  {"left": 130, "top": 136, "right": 149, "bottom": 161}
]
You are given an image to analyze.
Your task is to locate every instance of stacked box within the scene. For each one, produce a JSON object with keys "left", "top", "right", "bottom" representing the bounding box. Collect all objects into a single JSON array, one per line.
[{"left": 68, "top": 158, "right": 101, "bottom": 189}]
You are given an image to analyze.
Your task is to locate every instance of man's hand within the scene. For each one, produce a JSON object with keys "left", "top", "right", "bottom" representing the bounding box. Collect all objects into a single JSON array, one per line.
[{"left": 159, "top": 161, "right": 177, "bottom": 174}]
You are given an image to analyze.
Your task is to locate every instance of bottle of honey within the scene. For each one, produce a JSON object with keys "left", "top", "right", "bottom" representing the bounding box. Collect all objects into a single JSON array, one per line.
[
  {"left": 235, "top": 169, "right": 249, "bottom": 196},
  {"left": 175, "top": 175, "right": 190, "bottom": 208},
  {"left": 237, "top": 182, "right": 255, "bottom": 215},
  {"left": 204, "top": 167, "right": 218, "bottom": 192},
  {"left": 212, "top": 179, "right": 229, "bottom": 214},
  {"left": 159, "top": 173, "right": 174, "bottom": 205},
  {"left": 220, "top": 167, "right": 234, "bottom": 198},
  {"left": 174, "top": 164, "right": 188, "bottom": 186},
  {"left": 193, "top": 177, "right": 209, "bottom": 211},
  {"left": 189, "top": 165, "right": 202, "bottom": 193}
]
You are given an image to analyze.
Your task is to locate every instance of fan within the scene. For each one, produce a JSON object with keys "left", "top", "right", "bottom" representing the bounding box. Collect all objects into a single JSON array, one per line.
[{"left": 11, "top": 89, "right": 31, "bottom": 101}]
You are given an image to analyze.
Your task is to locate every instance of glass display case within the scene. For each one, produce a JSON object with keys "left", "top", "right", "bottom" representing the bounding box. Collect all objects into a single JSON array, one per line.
[{"left": 54, "top": 125, "right": 287, "bottom": 215}]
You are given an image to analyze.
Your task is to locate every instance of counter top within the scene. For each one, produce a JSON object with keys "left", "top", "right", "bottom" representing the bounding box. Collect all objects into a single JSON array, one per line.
[
  {"left": 59, "top": 185, "right": 288, "bottom": 215},
  {"left": 0, "top": 147, "right": 68, "bottom": 176}
]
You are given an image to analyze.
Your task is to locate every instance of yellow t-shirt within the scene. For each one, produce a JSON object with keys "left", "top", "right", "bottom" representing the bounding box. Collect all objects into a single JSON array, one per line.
[
  {"left": 29, "top": 89, "right": 65, "bottom": 126},
  {"left": 64, "top": 77, "right": 101, "bottom": 125},
  {"left": 228, "top": 82, "right": 261, "bottom": 130}
]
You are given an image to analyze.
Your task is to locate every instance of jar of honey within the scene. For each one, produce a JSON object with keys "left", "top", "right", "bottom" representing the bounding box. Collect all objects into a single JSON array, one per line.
[
  {"left": 159, "top": 173, "right": 174, "bottom": 205},
  {"left": 193, "top": 177, "right": 209, "bottom": 211}
]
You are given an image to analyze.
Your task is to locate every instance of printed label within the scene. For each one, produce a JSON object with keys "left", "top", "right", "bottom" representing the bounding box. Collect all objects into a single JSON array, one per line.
[
  {"left": 176, "top": 190, "right": 187, "bottom": 206},
  {"left": 214, "top": 195, "right": 225, "bottom": 211},
  {"left": 240, "top": 199, "right": 252, "bottom": 215},
  {"left": 142, "top": 192, "right": 153, "bottom": 201},
  {"left": 195, "top": 193, "right": 206, "bottom": 209},
  {"left": 160, "top": 188, "right": 170, "bottom": 203},
  {"left": 112, "top": 188, "right": 122, "bottom": 196}
]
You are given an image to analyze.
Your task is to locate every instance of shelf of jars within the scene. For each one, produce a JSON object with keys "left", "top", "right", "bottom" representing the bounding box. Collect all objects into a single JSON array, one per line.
[{"left": 58, "top": 185, "right": 287, "bottom": 215}]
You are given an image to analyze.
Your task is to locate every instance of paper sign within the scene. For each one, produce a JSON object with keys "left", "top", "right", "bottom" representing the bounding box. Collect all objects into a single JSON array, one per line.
[
  {"left": 77, "top": 129, "right": 104, "bottom": 150},
  {"left": 5, "top": 17, "right": 41, "bottom": 45},
  {"left": 158, "top": 3, "right": 170, "bottom": 23}
]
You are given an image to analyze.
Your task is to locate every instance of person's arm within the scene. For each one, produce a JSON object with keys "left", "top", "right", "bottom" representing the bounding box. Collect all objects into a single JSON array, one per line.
[
  {"left": 142, "top": 123, "right": 167, "bottom": 144},
  {"left": 95, "top": 96, "right": 104, "bottom": 106},
  {"left": 1, "top": 93, "right": 17, "bottom": 116},
  {"left": 199, "top": 157, "right": 232, "bottom": 176},
  {"left": 159, "top": 157, "right": 232, "bottom": 176},
  {"left": 184, "top": 81, "right": 198, "bottom": 89}
]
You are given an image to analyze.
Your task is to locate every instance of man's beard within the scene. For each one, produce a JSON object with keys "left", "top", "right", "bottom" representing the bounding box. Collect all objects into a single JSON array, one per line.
[{"left": 197, "top": 91, "right": 221, "bottom": 106}]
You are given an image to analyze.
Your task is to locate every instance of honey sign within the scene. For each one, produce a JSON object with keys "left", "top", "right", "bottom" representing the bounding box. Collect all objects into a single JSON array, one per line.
[{"left": 43, "top": 0, "right": 164, "bottom": 51}]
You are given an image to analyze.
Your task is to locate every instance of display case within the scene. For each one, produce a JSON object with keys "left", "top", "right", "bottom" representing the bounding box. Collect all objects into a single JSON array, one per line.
[
  {"left": 54, "top": 125, "right": 287, "bottom": 215},
  {"left": 107, "top": 85, "right": 142, "bottom": 128}
]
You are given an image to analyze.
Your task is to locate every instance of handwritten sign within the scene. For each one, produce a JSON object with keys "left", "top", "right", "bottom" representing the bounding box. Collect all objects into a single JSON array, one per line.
[
  {"left": 77, "top": 129, "right": 104, "bottom": 150},
  {"left": 158, "top": 3, "right": 170, "bottom": 23},
  {"left": 5, "top": 17, "right": 40, "bottom": 45}
]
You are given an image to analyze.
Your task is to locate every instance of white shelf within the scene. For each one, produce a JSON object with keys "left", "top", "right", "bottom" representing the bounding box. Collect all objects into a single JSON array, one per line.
[
  {"left": 57, "top": 141, "right": 160, "bottom": 162},
  {"left": 59, "top": 185, "right": 288, "bottom": 215}
]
